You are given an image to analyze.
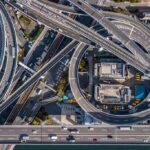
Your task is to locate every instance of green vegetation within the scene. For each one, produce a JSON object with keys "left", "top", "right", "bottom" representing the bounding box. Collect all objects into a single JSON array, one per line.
[
  {"left": 56, "top": 69, "right": 68, "bottom": 96},
  {"left": 112, "top": 7, "right": 129, "bottom": 15},
  {"left": 21, "top": 25, "right": 44, "bottom": 41},
  {"left": 19, "top": 15, "right": 31, "bottom": 25},
  {"left": 78, "top": 58, "right": 88, "bottom": 72},
  {"left": 29, "top": 25, "right": 44, "bottom": 41},
  {"left": 21, "top": 28, "right": 29, "bottom": 38},
  {"left": 113, "top": 0, "right": 140, "bottom": 3},
  {"left": 31, "top": 117, "right": 41, "bottom": 125},
  {"left": 31, "top": 107, "right": 51, "bottom": 125}
]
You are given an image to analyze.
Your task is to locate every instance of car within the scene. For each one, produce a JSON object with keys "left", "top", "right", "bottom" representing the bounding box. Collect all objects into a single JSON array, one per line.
[
  {"left": 68, "top": 128, "right": 79, "bottom": 134},
  {"left": 49, "top": 134, "right": 58, "bottom": 142},
  {"left": 88, "top": 127, "right": 94, "bottom": 131},
  {"left": 62, "top": 126, "right": 68, "bottom": 131},
  {"left": 135, "top": 99, "right": 141, "bottom": 104},
  {"left": 32, "top": 130, "right": 37, "bottom": 134},
  {"left": 93, "top": 138, "right": 98, "bottom": 142},
  {"left": 58, "top": 28, "right": 63, "bottom": 33},
  {"left": 132, "top": 102, "right": 136, "bottom": 106},
  {"left": 20, "top": 139, "right": 27, "bottom": 143},
  {"left": 143, "top": 139, "right": 149, "bottom": 143},
  {"left": 67, "top": 135, "right": 75, "bottom": 143},
  {"left": 107, "top": 135, "right": 113, "bottom": 138},
  {"left": 135, "top": 73, "right": 141, "bottom": 81},
  {"left": 77, "top": 1, "right": 82, "bottom": 5},
  {"left": 135, "top": 100, "right": 140, "bottom": 104}
]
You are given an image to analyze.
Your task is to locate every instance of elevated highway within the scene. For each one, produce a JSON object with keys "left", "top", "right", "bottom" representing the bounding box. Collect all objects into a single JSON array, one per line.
[
  {"left": 8, "top": 1, "right": 91, "bottom": 45},
  {"left": 22, "top": 0, "right": 150, "bottom": 52},
  {"left": 112, "top": 20, "right": 150, "bottom": 52},
  {"left": 15, "top": 0, "right": 150, "bottom": 47},
  {"left": 3, "top": 27, "right": 49, "bottom": 100},
  {"left": 27, "top": 0, "right": 150, "bottom": 53},
  {"left": 35, "top": 0, "right": 150, "bottom": 40},
  {"left": 0, "top": 13, "right": 6, "bottom": 70},
  {"left": 1, "top": 0, "right": 149, "bottom": 115},
  {"left": 13, "top": 0, "right": 150, "bottom": 75},
  {"left": 0, "top": 2, "right": 18, "bottom": 102},
  {"left": 0, "top": 40, "right": 79, "bottom": 114},
  {"left": 3, "top": 0, "right": 150, "bottom": 124},
  {"left": 0, "top": 125, "right": 150, "bottom": 144},
  {"left": 68, "top": 0, "right": 150, "bottom": 65}
]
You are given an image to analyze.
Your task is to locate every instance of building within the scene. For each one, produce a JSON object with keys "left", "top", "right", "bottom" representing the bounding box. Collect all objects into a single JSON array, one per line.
[
  {"left": 94, "top": 84, "right": 131, "bottom": 103},
  {"left": 94, "top": 61, "right": 126, "bottom": 80}
]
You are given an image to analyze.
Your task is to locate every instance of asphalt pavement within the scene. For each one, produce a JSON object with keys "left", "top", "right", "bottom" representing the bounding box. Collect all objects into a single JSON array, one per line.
[{"left": 0, "top": 125, "right": 150, "bottom": 144}]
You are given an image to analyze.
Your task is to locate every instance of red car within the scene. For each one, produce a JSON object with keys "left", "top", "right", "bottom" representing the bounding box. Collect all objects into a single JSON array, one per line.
[{"left": 93, "top": 138, "right": 98, "bottom": 142}]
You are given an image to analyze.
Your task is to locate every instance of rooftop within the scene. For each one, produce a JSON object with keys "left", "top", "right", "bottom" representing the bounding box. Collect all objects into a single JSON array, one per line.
[{"left": 94, "top": 61, "right": 125, "bottom": 80}]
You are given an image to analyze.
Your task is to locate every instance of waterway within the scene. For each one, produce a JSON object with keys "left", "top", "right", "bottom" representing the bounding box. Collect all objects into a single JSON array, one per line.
[{"left": 15, "top": 145, "right": 150, "bottom": 150}]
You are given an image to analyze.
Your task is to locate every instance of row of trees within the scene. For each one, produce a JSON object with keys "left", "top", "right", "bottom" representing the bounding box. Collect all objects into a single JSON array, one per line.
[
  {"left": 56, "top": 69, "right": 68, "bottom": 96},
  {"left": 31, "top": 107, "right": 52, "bottom": 125},
  {"left": 78, "top": 58, "right": 88, "bottom": 72}
]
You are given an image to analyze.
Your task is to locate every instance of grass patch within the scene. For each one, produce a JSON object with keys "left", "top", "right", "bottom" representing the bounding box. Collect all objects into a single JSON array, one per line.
[{"left": 19, "top": 15, "right": 31, "bottom": 25}]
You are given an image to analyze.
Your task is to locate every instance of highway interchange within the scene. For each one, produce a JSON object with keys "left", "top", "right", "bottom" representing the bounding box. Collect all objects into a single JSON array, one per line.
[
  {"left": 12, "top": 0, "right": 150, "bottom": 124},
  {"left": 14, "top": 0, "right": 150, "bottom": 73},
  {"left": 0, "top": 0, "right": 149, "bottom": 120},
  {"left": 0, "top": 0, "right": 149, "bottom": 145}
]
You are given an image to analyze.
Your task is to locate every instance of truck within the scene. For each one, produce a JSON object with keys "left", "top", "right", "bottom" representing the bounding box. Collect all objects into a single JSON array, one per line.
[{"left": 118, "top": 126, "right": 132, "bottom": 131}]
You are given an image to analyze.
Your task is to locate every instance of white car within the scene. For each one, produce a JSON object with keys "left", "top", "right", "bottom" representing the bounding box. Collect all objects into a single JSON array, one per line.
[
  {"left": 49, "top": 135, "right": 58, "bottom": 142},
  {"left": 62, "top": 126, "right": 68, "bottom": 131},
  {"left": 32, "top": 130, "right": 37, "bottom": 134},
  {"left": 88, "top": 127, "right": 94, "bottom": 131},
  {"left": 143, "top": 139, "right": 149, "bottom": 143}
]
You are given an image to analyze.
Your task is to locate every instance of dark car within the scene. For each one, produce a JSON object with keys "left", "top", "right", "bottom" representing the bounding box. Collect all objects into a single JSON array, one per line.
[
  {"left": 68, "top": 128, "right": 79, "bottom": 134},
  {"left": 93, "top": 138, "right": 98, "bottom": 142},
  {"left": 107, "top": 135, "right": 113, "bottom": 138},
  {"left": 66, "top": 135, "right": 75, "bottom": 143}
]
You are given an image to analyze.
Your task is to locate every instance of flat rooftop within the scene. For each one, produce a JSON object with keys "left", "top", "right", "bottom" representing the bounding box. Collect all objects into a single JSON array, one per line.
[
  {"left": 94, "top": 62, "right": 125, "bottom": 80},
  {"left": 95, "top": 84, "right": 131, "bottom": 103}
]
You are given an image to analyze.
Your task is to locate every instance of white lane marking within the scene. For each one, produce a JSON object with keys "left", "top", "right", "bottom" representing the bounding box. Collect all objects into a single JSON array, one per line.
[{"left": 129, "top": 26, "right": 134, "bottom": 38}]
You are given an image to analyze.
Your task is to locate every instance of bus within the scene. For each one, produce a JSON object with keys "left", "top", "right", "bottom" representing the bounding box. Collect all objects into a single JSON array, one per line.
[{"left": 118, "top": 126, "right": 132, "bottom": 131}]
